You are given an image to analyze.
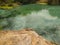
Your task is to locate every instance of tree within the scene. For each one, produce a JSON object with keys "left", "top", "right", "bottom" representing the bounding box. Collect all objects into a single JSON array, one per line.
[
  {"left": 14, "top": 0, "right": 38, "bottom": 5},
  {"left": 48, "top": 0, "right": 60, "bottom": 5},
  {"left": 0, "top": 0, "right": 14, "bottom": 6}
]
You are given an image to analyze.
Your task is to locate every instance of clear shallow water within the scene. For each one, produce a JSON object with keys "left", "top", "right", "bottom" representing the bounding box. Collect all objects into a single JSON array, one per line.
[{"left": 1, "top": 9, "right": 60, "bottom": 45}]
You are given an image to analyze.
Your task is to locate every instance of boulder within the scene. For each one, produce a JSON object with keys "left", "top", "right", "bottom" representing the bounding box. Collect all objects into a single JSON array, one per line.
[{"left": 0, "top": 29, "right": 56, "bottom": 45}]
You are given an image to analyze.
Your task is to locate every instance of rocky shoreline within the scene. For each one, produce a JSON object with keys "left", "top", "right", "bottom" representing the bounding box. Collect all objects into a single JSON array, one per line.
[{"left": 0, "top": 29, "right": 57, "bottom": 45}]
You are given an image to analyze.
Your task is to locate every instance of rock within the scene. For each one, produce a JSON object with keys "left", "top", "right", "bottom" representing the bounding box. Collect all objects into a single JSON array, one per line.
[{"left": 0, "top": 29, "right": 56, "bottom": 45}]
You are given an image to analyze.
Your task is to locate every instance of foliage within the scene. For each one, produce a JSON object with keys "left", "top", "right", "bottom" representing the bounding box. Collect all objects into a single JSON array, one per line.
[
  {"left": 0, "top": 0, "right": 14, "bottom": 5},
  {"left": 14, "top": 0, "right": 38, "bottom": 4}
]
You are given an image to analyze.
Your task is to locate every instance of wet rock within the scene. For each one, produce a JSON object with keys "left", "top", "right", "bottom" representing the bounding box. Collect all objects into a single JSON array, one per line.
[{"left": 0, "top": 29, "right": 56, "bottom": 45}]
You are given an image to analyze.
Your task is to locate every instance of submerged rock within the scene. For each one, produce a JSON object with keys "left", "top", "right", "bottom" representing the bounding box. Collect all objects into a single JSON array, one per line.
[{"left": 0, "top": 29, "right": 56, "bottom": 45}]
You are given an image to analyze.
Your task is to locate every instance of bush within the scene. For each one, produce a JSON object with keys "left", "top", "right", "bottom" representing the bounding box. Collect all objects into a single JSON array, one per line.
[{"left": 14, "top": 0, "right": 38, "bottom": 4}]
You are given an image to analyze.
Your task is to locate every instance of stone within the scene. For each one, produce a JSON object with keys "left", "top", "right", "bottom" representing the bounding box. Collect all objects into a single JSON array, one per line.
[{"left": 0, "top": 29, "right": 56, "bottom": 45}]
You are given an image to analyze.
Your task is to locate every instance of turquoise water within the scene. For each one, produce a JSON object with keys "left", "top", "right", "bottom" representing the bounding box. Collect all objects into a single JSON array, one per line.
[{"left": 0, "top": 4, "right": 60, "bottom": 45}]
